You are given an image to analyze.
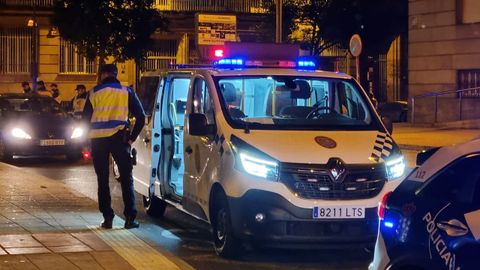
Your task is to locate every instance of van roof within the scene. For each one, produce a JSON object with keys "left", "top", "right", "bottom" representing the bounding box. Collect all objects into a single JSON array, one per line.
[{"left": 167, "top": 67, "right": 353, "bottom": 80}]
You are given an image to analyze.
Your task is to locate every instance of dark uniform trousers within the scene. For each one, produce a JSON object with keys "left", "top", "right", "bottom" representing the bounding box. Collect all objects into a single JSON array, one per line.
[{"left": 91, "top": 130, "right": 137, "bottom": 219}]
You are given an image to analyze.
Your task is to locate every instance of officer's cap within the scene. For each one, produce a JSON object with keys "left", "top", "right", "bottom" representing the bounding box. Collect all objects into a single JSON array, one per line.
[
  {"left": 75, "top": 84, "right": 86, "bottom": 90},
  {"left": 99, "top": 64, "right": 118, "bottom": 75}
]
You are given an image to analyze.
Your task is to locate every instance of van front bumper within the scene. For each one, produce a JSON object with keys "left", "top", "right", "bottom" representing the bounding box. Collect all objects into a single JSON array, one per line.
[{"left": 228, "top": 190, "right": 378, "bottom": 248}]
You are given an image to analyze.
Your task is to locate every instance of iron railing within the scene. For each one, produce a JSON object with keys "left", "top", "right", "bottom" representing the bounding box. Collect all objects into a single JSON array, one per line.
[
  {"left": 411, "top": 87, "right": 480, "bottom": 124},
  {"left": 0, "top": 0, "right": 54, "bottom": 8},
  {"left": 154, "top": 0, "right": 269, "bottom": 13}
]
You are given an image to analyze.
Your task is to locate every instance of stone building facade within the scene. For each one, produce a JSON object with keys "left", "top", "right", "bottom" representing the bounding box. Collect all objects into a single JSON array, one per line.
[{"left": 409, "top": 0, "right": 480, "bottom": 123}]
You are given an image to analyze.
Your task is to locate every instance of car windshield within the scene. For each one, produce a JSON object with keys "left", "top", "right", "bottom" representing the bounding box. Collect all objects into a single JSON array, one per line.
[
  {"left": 214, "top": 75, "right": 380, "bottom": 130},
  {"left": 0, "top": 97, "right": 66, "bottom": 116}
]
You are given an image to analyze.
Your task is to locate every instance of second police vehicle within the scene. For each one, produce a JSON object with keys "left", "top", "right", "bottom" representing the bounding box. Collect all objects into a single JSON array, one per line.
[
  {"left": 130, "top": 44, "right": 406, "bottom": 257},
  {"left": 370, "top": 139, "right": 480, "bottom": 270}
]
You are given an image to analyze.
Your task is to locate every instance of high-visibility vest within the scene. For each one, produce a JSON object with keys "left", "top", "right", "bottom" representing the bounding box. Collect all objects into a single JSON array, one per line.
[
  {"left": 88, "top": 83, "right": 129, "bottom": 139},
  {"left": 73, "top": 95, "right": 87, "bottom": 113}
]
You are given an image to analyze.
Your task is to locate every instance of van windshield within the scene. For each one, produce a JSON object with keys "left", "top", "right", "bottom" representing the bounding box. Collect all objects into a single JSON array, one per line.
[{"left": 214, "top": 76, "right": 381, "bottom": 131}]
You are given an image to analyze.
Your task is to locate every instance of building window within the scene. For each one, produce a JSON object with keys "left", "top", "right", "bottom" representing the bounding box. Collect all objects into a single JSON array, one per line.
[
  {"left": 59, "top": 39, "right": 96, "bottom": 74},
  {"left": 142, "top": 39, "right": 177, "bottom": 71},
  {"left": 457, "top": 69, "right": 480, "bottom": 98},
  {"left": 0, "top": 27, "right": 32, "bottom": 74}
]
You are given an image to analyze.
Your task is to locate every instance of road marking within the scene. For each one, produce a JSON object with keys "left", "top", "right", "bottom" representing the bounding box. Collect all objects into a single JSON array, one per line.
[{"left": 91, "top": 226, "right": 181, "bottom": 270}]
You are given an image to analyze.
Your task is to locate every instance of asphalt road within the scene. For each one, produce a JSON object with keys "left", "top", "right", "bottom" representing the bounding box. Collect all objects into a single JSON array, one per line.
[{"left": 5, "top": 152, "right": 419, "bottom": 270}]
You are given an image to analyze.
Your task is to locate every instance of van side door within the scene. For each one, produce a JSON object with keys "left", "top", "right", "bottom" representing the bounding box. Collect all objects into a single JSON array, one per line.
[{"left": 183, "top": 76, "right": 218, "bottom": 220}]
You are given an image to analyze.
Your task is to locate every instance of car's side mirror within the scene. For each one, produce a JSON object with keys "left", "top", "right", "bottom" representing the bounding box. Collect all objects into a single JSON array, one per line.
[
  {"left": 382, "top": 116, "right": 393, "bottom": 134},
  {"left": 189, "top": 113, "right": 216, "bottom": 136}
]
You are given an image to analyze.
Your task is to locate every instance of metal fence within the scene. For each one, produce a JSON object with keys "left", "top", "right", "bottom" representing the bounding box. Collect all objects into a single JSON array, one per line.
[
  {"left": 411, "top": 87, "right": 480, "bottom": 124},
  {"left": 0, "top": 28, "right": 32, "bottom": 74},
  {"left": 59, "top": 39, "right": 96, "bottom": 74},
  {"left": 0, "top": 0, "right": 54, "bottom": 8},
  {"left": 154, "top": 0, "right": 269, "bottom": 13}
]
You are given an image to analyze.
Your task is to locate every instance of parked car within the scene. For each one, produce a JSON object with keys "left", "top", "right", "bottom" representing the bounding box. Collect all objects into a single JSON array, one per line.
[
  {"left": 377, "top": 101, "right": 408, "bottom": 122},
  {"left": 0, "top": 93, "right": 87, "bottom": 161},
  {"left": 370, "top": 140, "right": 480, "bottom": 270}
]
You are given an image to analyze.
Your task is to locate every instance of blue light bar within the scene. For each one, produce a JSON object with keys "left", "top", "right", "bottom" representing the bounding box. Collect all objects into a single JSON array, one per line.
[
  {"left": 296, "top": 58, "right": 317, "bottom": 70},
  {"left": 214, "top": 58, "right": 245, "bottom": 67}
]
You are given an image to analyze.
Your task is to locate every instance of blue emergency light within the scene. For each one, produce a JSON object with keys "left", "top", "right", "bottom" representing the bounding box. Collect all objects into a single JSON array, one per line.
[
  {"left": 296, "top": 58, "right": 317, "bottom": 70},
  {"left": 214, "top": 58, "right": 245, "bottom": 68}
]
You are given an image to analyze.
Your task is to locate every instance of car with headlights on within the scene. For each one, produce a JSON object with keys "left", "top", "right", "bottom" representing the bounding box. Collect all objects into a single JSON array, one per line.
[
  {"left": 0, "top": 93, "right": 87, "bottom": 161},
  {"left": 370, "top": 140, "right": 480, "bottom": 270}
]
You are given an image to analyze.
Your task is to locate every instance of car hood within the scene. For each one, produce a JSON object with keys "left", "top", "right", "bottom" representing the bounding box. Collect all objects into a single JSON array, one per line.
[{"left": 231, "top": 129, "right": 398, "bottom": 164}]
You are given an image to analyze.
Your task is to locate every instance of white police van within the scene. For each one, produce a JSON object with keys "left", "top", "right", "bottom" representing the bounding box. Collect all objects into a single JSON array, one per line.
[{"left": 131, "top": 54, "right": 406, "bottom": 258}]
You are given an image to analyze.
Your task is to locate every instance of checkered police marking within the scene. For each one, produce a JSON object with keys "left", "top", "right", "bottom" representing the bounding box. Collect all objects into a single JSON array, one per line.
[
  {"left": 214, "top": 133, "right": 226, "bottom": 156},
  {"left": 370, "top": 132, "right": 393, "bottom": 162}
]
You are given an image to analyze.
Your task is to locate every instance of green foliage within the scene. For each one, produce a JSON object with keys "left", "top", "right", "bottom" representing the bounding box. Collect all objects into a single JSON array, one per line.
[
  {"left": 275, "top": 0, "right": 407, "bottom": 55},
  {"left": 51, "top": 0, "right": 168, "bottom": 62}
]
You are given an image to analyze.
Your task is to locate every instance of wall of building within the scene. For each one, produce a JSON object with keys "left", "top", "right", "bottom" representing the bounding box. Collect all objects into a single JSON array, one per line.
[{"left": 409, "top": 0, "right": 480, "bottom": 123}]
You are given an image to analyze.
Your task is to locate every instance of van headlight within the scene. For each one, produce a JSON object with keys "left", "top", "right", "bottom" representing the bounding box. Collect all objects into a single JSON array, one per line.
[
  {"left": 385, "top": 156, "right": 405, "bottom": 180},
  {"left": 238, "top": 152, "right": 279, "bottom": 180},
  {"left": 71, "top": 127, "right": 84, "bottom": 139},
  {"left": 11, "top": 128, "right": 32, "bottom": 140}
]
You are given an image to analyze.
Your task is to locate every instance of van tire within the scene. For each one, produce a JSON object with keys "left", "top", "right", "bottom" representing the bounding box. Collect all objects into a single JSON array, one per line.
[
  {"left": 212, "top": 195, "right": 242, "bottom": 258},
  {"left": 143, "top": 195, "right": 167, "bottom": 218}
]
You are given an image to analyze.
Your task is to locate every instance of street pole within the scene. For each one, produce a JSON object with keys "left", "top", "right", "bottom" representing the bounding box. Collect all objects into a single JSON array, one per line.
[
  {"left": 31, "top": 4, "right": 38, "bottom": 92},
  {"left": 275, "top": 0, "right": 282, "bottom": 43}
]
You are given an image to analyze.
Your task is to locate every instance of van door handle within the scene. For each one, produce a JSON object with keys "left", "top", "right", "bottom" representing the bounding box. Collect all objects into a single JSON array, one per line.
[{"left": 185, "top": 146, "right": 193, "bottom": 154}]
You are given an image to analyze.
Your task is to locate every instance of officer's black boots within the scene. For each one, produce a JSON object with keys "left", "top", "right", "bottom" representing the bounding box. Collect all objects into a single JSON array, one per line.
[
  {"left": 124, "top": 217, "right": 139, "bottom": 229},
  {"left": 101, "top": 216, "right": 114, "bottom": 229}
]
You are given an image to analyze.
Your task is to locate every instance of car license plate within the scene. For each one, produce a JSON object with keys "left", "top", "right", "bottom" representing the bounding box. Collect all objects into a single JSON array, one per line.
[
  {"left": 313, "top": 206, "right": 365, "bottom": 219},
  {"left": 40, "top": 139, "right": 65, "bottom": 146}
]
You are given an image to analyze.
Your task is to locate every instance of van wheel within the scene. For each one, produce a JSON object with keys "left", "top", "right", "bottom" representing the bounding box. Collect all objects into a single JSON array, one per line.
[
  {"left": 212, "top": 195, "right": 242, "bottom": 258},
  {"left": 143, "top": 194, "right": 167, "bottom": 218}
]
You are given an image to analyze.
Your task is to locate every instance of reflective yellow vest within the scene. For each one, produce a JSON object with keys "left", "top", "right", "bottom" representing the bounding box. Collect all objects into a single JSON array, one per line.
[
  {"left": 73, "top": 95, "right": 87, "bottom": 113},
  {"left": 88, "top": 83, "right": 129, "bottom": 139}
]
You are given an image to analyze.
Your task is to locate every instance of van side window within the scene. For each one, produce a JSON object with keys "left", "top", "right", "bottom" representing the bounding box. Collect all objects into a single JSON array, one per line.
[{"left": 193, "top": 78, "right": 215, "bottom": 125}]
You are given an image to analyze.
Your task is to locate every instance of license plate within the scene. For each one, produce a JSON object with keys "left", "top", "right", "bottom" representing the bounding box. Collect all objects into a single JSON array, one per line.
[
  {"left": 40, "top": 139, "right": 65, "bottom": 146},
  {"left": 313, "top": 206, "right": 365, "bottom": 219}
]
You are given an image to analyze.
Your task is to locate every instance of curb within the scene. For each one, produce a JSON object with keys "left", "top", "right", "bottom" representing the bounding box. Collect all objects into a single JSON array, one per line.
[{"left": 398, "top": 144, "right": 434, "bottom": 151}]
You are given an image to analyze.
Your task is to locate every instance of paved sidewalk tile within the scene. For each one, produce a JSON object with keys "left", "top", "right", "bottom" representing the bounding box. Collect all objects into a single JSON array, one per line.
[
  {"left": 0, "top": 255, "right": 40, "bottom": 270},
  {"left": 49, "top": 245, "right": 92, "bottom": 253},
  {"left": 90, "top": 251, "right": 135, "bottom": 270},
  {"left": 32, "top": 233, "right": 83, "bottom": 247},
  {"left": 0, "top": 235, "right": 42, "bottom": 248},
  {"left": 26, "top": 253, "right": 79, "bottom": 270},
  {"left": 62, "top": 252, "right": 104, "bottom": 270},
  {"left": 71, "top": 232, "right": 112, "bottom": 251}
]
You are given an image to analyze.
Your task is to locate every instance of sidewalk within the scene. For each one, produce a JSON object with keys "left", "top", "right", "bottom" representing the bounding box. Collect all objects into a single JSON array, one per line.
[
  {"left": 0, "top": 163, "right": 190, "bottom": 270},
  {"left": 392, "top": 123, "right": 479, "bottom": 150}
]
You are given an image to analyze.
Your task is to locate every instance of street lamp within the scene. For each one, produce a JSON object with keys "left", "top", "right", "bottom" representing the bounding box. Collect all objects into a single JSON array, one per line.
[{"left": 27, "top": 5, "right": 38, "bottom": 91}]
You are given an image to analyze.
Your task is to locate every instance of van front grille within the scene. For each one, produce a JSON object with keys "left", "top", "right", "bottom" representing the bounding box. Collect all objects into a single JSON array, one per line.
[{"left": 280, "top": 163, "right": 386, "bottom": 200}]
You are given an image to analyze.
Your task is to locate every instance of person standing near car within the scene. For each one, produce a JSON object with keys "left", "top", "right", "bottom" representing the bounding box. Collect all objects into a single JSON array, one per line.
[
  {"left": 71, "top": 84, "right": 87, "bottom": 118},
  {"left": 83, "top": 64, "right": 145, "bottom": 229},
  {"left": 50, "top": 83, "right": 60, "bottom": 100},
  {"left": 36, "top": 80, "right": 52, "bottom": 97},
  {"left": 21, "top": 81, "right": 32, "bottom": 94}
]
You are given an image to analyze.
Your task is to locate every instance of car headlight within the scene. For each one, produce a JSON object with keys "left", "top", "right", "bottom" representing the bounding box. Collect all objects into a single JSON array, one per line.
[
  {"left": 238, "top": 152, "right": 278, "bottom": 180},
  {"left": 11, "top": 128, "right": 32, "bottom": 140},
  {"left": 385, "top": 156, "right": 405, "bottom": 180},
  {"left": 71, "top": 127, "right": 84, "bottom": 139}
]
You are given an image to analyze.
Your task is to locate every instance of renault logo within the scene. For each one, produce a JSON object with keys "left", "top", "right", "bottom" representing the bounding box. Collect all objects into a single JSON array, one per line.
[{"left": 326, "top": 158, "right": 346, "bottom": 183}]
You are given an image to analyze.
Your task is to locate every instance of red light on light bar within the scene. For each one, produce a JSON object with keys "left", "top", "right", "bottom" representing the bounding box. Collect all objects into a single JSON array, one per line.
[{"left": 214, "top": 49, "right": 224, "bottom": 58}]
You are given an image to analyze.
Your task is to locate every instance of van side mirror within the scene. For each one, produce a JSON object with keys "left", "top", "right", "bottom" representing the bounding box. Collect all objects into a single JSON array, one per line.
[
  {"left": 189, "top": 113, "right": 216, "bottom": 136},
  {"left": 382, "top": 116, "right": 393, "bottom": 134}
]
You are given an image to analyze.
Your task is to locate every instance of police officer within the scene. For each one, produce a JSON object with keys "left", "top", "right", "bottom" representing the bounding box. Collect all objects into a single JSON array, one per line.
[
  {"left": 83, "top": 64, "right": 145, "bottom": 229},
  {"left": 71, "top": 84, "right": 88, "bottom": 118}
]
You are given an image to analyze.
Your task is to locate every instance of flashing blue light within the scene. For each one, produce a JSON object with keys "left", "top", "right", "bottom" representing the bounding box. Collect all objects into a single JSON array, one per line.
[
  {"left": 214, "top": 58, "right": 245, "bottom": 67},
  {"left": 384, "top": 221, "right": 395, "bottom": 228},
  {"left": 296, "top": 59, "right": 317, "bottom": 70}
]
